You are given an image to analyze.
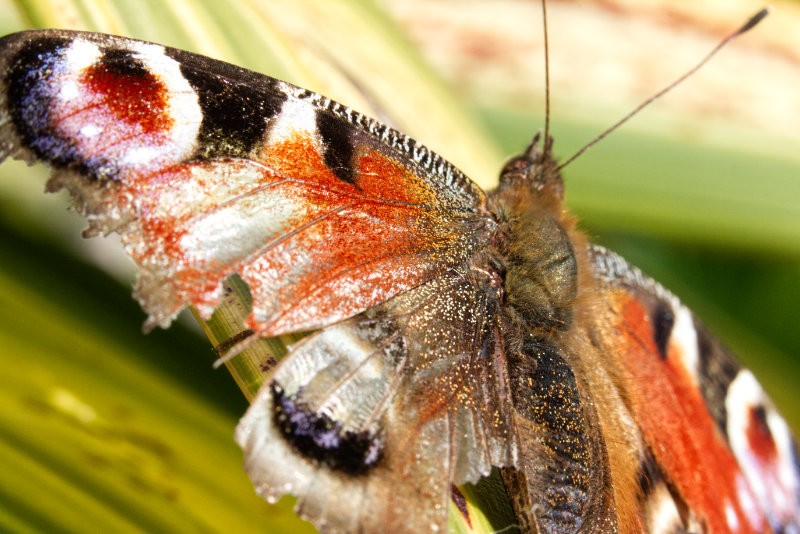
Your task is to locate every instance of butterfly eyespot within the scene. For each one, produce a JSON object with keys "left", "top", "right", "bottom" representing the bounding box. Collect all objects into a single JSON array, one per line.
[
  {"left": 271, "top": 382, "right": 384, "bottom": 475},
  {"left": 7, "top": 37, "right": 202, "bottom": 180}
]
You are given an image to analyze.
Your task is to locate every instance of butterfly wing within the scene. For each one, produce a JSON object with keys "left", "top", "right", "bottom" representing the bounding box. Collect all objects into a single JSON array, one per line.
[
  {"left": 237, "top": 270, "right": 517, "bottom": 531},
  {"left": 0, "top": 29, "right": 490, "bottom": 336},
  {"left": 590, "top": 245, "right": 800, "bottom": 533}
]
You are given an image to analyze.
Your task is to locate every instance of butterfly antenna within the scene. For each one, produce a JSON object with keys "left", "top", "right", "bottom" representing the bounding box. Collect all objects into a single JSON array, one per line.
[
  {"left": 557, "top": 7, "right": 769, "bottom": 171},
  {"left": 542, "top": 0, "right": 552, "bottom": 153}
]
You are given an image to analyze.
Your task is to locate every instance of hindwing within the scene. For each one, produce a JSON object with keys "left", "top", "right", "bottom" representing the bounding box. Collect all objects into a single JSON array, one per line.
[
  {"left": 236, "top": 269, "right": 516, "bottom": 532},
  {"left": 591, "top": 245, "right": 800, "bottom": 533}
]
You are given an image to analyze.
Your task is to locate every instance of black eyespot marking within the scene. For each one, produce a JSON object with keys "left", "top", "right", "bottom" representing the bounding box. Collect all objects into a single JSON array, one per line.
[
  {"left": 170, "top": 49, "right": 285, "bottom": 159},
  {"left": 316, "top": 109, "right": 356, "bottom": 184},
  {"left": 271, "top": 382, "right": 382, "bottom": 475},
  {"left": 652, "top": 301, "right": 674, "bottom": 360}
]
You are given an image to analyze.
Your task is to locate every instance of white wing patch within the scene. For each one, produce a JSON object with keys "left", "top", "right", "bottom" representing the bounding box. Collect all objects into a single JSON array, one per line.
[
  {"left": 670, "top": 304, "right": 700, "bottom": 386},
  {"left": 268, "top": 94, "right": 318, "bottom": 144}
]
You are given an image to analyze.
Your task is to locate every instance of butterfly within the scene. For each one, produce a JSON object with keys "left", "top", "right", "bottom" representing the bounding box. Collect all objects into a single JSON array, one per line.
[{"left": 0, "top": 21, "right": 797, "bottom": 534}]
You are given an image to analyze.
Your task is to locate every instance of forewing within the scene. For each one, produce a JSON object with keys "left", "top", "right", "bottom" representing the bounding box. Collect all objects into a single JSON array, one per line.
[
  {"left": 236, "top": 269, "right": 517, "bottom": 532},
  {"left": 591, "top": 245, "right": 800, "bottom": 533},
  {"left": 0, "top": 30, "right": 490, "bottom": 335}
]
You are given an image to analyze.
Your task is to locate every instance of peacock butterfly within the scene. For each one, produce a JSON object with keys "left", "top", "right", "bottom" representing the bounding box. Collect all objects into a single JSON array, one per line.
[{"left": 0, "top": 8, "right": 797, "bottom": 533}]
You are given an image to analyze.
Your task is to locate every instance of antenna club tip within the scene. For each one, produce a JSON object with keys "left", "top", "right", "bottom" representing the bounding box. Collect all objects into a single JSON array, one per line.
[{"left": 739, "top": 7, "right": 770, "bottom": 34}]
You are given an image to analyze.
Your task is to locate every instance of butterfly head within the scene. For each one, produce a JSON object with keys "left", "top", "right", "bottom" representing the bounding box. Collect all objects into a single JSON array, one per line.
[{"left": 498, "top": 132, "right": 564, "bottom": 202}]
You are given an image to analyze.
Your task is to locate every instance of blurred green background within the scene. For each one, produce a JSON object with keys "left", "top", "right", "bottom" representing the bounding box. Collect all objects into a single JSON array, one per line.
[{"left": 0, "top": 1, "right": 797, "bottom": 532}]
